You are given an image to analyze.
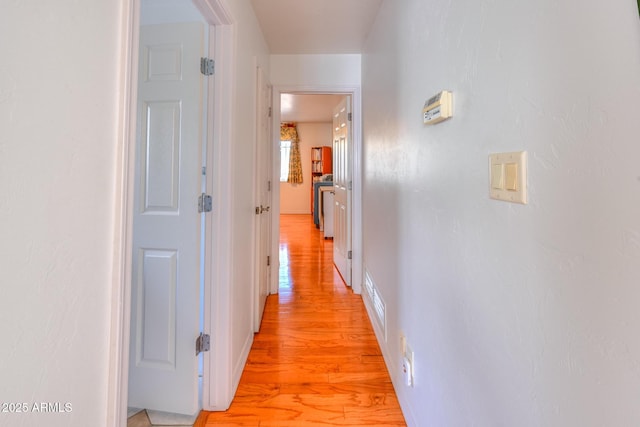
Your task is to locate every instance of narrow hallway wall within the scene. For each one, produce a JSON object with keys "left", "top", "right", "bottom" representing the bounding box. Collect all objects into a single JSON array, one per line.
[{"left": 361, "top": 1, "right": 640, "bottom": 425}]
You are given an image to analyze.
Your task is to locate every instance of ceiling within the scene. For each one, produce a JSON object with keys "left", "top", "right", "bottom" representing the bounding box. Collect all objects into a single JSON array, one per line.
[
  {"left": 250, "top": 0, "right": 383, "bottom": 54},
  {"left": 251, "top": 1, "right": 380, "bottom": 122},
  {"left": 280, "top": 94, "right": 346, "bottom": 123}
]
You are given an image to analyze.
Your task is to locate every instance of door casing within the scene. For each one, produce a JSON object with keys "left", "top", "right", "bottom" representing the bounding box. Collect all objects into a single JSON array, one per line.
[{"left": 270, "top": 86, "right": 363, "bottom": 296}]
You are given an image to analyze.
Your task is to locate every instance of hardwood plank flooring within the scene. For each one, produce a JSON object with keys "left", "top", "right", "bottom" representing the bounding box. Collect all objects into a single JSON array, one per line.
[{"left": 196, "top": 214, "right": 406, "bottom": 426}]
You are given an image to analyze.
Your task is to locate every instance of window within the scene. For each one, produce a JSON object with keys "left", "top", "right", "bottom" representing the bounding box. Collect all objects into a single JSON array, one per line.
[{"left": 280, "top": 140, "right": 292, "bottom": 182}]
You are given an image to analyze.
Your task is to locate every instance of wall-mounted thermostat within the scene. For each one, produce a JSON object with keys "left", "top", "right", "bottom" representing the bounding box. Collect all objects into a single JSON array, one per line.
[{"left": 423, "top": 90, "right": 453, "bottom": 125}]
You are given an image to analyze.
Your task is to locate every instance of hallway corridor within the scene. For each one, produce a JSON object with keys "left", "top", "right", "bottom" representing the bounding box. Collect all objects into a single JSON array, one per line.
[{"left": 196, "top": 214, "right": 406, "bottom": 426}]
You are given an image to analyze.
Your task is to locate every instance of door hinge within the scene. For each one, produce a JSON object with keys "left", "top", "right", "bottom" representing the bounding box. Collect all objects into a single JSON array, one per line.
[
  {"left": 196, "top": 333, "right": 210, "bottom": 356},
  {"left": 267, "top": 255, "right": 270, "bottom": 266},
  {"left": 268, "top": 106, "right": 272, "bottom": 118},
  {"left": 348, "top": 181, "right": 353, "bottom": 191},
  {"left": 198, "top": 193, "right": 212, "bottom": 213},
  {"left": 267, "top": 180, "right": 271, "bottom": 191},
  {"left": 348, "top": 250, "right": 353, "bottom": 260},
  {"left": 202, "top": 166, "right": 206, "bottom": 176},
  {"left": 348, "top": 112, "right": 352, "bottom": 121},
  {"left": 200, "top": 57, "right": 215, "bottom": 76}
]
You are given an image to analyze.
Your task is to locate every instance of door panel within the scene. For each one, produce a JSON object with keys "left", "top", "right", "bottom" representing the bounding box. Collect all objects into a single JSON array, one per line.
[
  {"left": 142, "top": 101, "right": 181, "bottom": 211},
  {"left": 333, "top": 97, "right": 351, "bottom": 286},
  {"left": 137, "top": 249, "right": 177, "bottom": 368},
  {"left": 129, "top": 22, "right": 204, "bottom": 416}
]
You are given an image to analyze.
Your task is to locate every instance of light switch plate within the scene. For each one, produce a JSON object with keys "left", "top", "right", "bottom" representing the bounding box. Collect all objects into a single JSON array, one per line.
[{"left": 489, "top": 151, "right": 527, "bottom": 204}]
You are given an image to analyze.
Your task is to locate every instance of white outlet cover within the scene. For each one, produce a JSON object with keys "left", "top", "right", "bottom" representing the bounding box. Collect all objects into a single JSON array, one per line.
[{"left": 402, "top": 356, "right": 413, "bottom": 387}]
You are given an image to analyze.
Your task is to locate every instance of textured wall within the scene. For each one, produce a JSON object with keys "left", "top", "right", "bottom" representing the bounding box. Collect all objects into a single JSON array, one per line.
[
  {"left": 362, "top": 1, "right": 640, "bottom": 425},
  {"left": 0, "top": 1, "right": 123, "bottom": 426}
]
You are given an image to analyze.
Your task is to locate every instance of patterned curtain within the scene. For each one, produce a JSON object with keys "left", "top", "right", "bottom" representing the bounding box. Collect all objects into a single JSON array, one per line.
[{"left": 280, "top": 122, "right": 303, "bottom": 184}]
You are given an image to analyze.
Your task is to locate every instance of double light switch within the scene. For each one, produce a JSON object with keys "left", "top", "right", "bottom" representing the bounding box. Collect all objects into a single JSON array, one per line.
[{"left": 489, "top": 151, "right": 527, "bottom": 204}]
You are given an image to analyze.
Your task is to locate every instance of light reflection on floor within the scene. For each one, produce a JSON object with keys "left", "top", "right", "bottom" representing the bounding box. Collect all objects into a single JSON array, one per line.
[
  {"left": 278, "top": 243, "right": 292, "bottom": 293},
  {"left": 278, "top": 214, "right": 347, "bottom": 307}
]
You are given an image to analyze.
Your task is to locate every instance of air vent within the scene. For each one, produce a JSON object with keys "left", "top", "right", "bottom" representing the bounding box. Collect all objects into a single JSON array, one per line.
[{"left": 364, "top": 269, "right": 386, "bottom": 340}]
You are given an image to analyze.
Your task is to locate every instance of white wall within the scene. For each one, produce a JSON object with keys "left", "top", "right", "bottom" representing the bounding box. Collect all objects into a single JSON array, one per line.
[
  {"left": 362, "top": 1, "right": 640, "bottom": 426},
  {"left": 0, "top": 1, "right": 124, "bottom": 426},
  {"left": 271, "top": 54, "right": 361, "bottom": 87},
  {"left": 280, "top": 123, "right": 332, "bottom": 214}
]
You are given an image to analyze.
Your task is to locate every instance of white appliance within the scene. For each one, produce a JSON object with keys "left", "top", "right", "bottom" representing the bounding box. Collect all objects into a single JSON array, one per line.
[{"left": 320, "top": 187, "right": 334, "bottom": 239}]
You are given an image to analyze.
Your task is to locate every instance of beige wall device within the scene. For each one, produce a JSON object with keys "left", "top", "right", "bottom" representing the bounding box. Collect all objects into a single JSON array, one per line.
[
  {"left": 489, "top": 151, "right": 527, "bottom": 204},
  {"left": 423, "top": 90, "right": 453, "bottom": 124}
]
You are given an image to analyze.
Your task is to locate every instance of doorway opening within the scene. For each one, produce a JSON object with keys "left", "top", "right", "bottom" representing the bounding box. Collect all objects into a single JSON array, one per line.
[
  {"left": 270, "top": 89, "right": 363, "bottom": 296},
  {"left": 111, "top": 0, "right": 237, "bottom": 425}
]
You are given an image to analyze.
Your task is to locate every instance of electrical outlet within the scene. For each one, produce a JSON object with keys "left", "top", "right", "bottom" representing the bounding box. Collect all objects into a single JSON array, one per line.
[
  {"left": 402, "top": 356, "right": 412, "bottom": 386},
  {"left": 400, "top": 336, "right": 414, "bottom": 387}
]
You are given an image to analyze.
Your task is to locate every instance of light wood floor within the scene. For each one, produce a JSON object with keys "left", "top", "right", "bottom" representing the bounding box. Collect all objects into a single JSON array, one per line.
[{"left": 195, "top": 214, "right": 406, "bottom": 427}]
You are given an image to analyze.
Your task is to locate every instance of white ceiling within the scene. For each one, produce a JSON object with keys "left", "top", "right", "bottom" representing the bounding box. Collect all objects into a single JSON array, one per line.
[
  {"left": 281, "top": 94, "right": 345, "bottom": 123},
  {"left": 250, "top": 0, "right": 383, "bottom": 54},
  {"left": 251, "top": 1, "right": 378, "bottom": 121}
]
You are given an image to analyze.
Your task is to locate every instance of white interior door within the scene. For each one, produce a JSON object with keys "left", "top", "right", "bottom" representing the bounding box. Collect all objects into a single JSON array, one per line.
[
  {"left": 333, "top": 97, "right": 352, "bottom": 286},
  {"left": 254, "top": 66, "right": 272, "bottom": 331},
  {"left": 128, "top": 21, "right": 205, "bottom": 416}
]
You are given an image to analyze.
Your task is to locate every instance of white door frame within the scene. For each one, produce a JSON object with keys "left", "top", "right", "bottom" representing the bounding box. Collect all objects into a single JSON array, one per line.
[
  {"left": 270, "top": 85, "right": 363, "bottom": 296},
  {"left": 108, "top": 0, "right": 236, "bottom": 424}
]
